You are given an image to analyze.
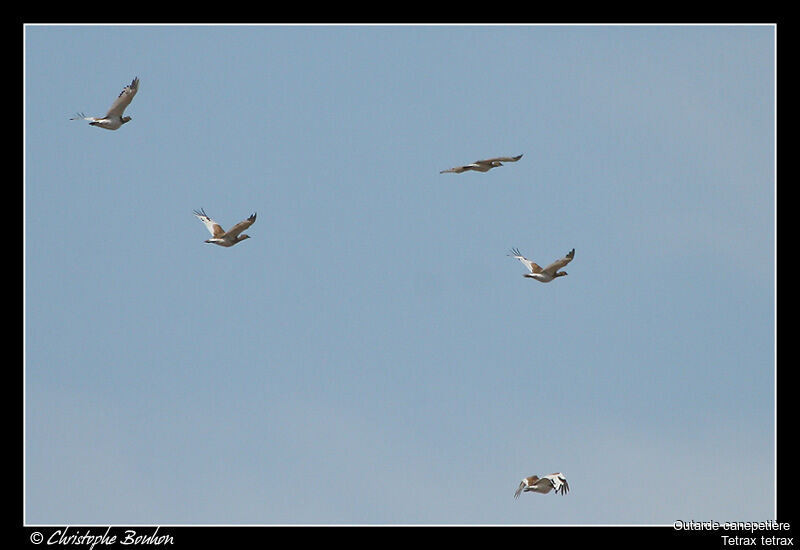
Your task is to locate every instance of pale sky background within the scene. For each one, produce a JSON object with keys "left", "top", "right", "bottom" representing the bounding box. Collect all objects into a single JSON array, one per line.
[{"left": 24, "top": 24, "right": 776, "bottom": 525}]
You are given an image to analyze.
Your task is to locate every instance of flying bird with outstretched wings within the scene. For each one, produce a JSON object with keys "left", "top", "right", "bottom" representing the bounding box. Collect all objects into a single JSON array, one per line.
[
  {"left": 193, "top": 209, "right": 257, "bottom": 247},
  {"left": 508, "top": 247, "right": 575, "bottom": 282},
  {"left": 514, "top": 473, "right": 570, "bottom": 498},
  {"left": 71, "top": 77, "right": 139, "bottom": 130},
  {"left": 440, "top": 154, "right": 523, "bottom": 174}
]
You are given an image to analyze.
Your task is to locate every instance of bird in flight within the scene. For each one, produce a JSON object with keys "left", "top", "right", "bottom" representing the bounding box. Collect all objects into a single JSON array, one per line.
[
  {"left": 71, "top": 77, "right": 139, "bottom": 130},
  {"left": 514, "top": 473, "right": 570, "bottom": 498},
  {"left": 193, "top": 209, "right": 257, "bottom": 247},
  {"left": 508, "top": 247, "right": 575, "bottom": 282},
  {"left": 440, "top": 154, "right": 523, "bottom": 174}
]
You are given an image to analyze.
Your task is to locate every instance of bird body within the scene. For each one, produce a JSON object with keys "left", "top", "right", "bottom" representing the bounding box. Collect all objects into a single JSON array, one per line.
[
  {"left": 509, "top": 247, "right": 575, "bottom": 282},
  {"left": 514, "top": 473, "right": 570, "bottom": 498},
  {"left": 440, "top": 154, "right": 523, "bottom": 174},
  {"left": 194, "top": 209, "right": 257, "bottom": 247},
  {"left": 71, "top": 77, "right": 139, "bottom": 130}
]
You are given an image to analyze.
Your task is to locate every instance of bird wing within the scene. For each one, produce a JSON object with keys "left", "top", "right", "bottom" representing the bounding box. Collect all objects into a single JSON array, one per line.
[
  {"left": 475, "top": 154, "right": 523, "bottom": 164},
  {"left": 194, "top": 209, "right": 226, "bottom": 237},
  {"left": 70, "top": 112, "right": 98, "bottom": 121},
  {"left": 545, "top": 473, "right": 569, "bottom": 495},
  {"left": 542, "top": 249, "right": 575, "bottom": 276},
  {"left": 104, "top": 77, "right": 139, "bottom": 118},
  {"left": 440, "top": 165, "right": 470, "bottom": 174},
  {"left": 509, "top": 248, "right": 542, "bottom": 273},
  {"left": 224, "top": 213, "right": 257, "bottom": 238}
]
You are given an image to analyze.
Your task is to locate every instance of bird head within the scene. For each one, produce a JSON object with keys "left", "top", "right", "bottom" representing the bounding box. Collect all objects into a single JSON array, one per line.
[{"left": 121, "top": 116, "right": 132, "bottom": 124}]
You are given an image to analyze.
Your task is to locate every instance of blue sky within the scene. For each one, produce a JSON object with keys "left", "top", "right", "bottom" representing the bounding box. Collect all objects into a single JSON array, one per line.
[{"left": 24, "top": 24, "right": 775, "bottom": 525}]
